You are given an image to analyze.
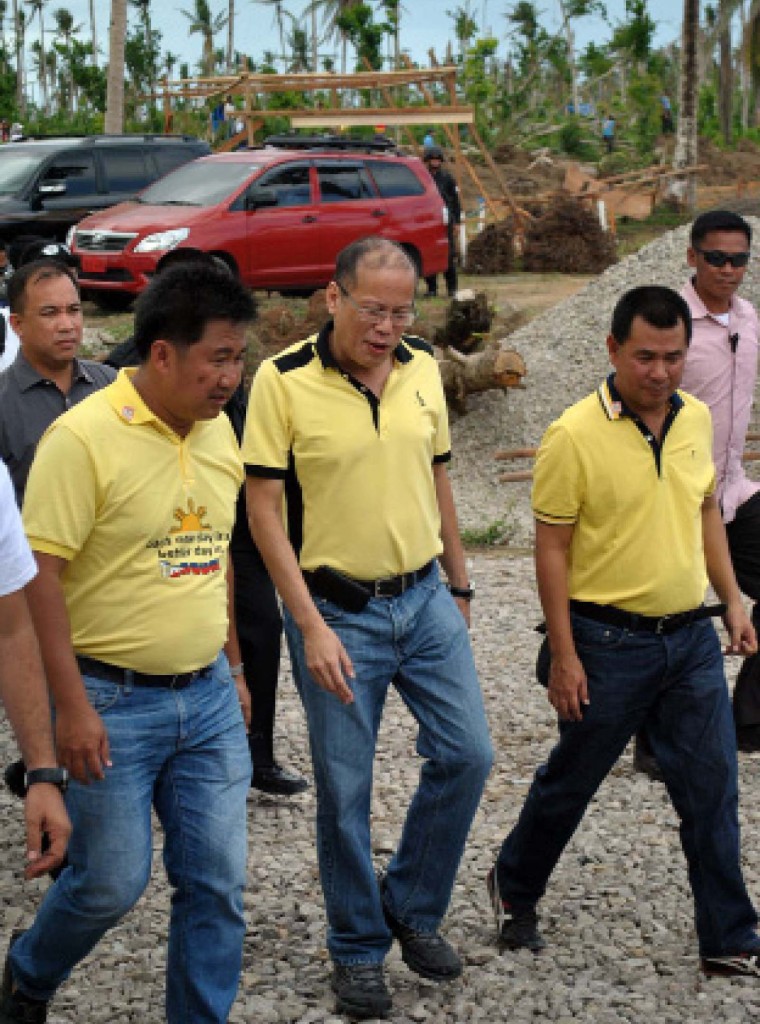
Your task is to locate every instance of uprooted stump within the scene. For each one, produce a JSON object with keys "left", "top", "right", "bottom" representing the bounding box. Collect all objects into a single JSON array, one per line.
[
  {"left": 522, "top": 194, "right": 617, "bottom": 273},
  {"left": 436, "top": 342, "right": 527, "bottom": 414},
  {"left": 434, "top": 290, "right": 493, "bottom": 352},
  {"left": 464, "top": 221, "right": 515, "bottom": 275}
]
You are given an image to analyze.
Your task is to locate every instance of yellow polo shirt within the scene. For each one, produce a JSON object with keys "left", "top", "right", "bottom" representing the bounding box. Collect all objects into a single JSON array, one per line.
[
  {"left": 23, "top": 369, "right": 243, "bottom": 674},
  {"left": 532, "top": 377, "right": 716, "bottom": 616},
  {"left": 242, "top": 323, "right": 451, "bottom": 578}
]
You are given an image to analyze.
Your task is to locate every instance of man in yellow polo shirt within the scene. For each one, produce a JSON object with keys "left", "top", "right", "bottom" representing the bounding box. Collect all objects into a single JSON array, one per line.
[
  {"left": 244, "top": 237, "right": 493, "bottom": 1020},
  {"left": 1, "top": 264, "right": 256, "bottom": 1024},
  {"left": 488, "top": 285, "right": 760, "bottom": 978}
]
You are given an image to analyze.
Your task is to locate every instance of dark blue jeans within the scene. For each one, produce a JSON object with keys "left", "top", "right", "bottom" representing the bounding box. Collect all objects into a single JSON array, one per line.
[{"left": 497, "top": 613, "right": 759, "bottom": 956}]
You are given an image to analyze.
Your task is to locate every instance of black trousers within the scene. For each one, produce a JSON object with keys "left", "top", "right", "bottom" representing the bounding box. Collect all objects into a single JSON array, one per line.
[
  {"left": 233, "top": 545, "right": 282, "bottom": 767},
  {"left": 425, "top": 223, "right": 458, "bottom": 297},
  {"left": 726, "top": 491, "right": 760, "bottom": 727}
]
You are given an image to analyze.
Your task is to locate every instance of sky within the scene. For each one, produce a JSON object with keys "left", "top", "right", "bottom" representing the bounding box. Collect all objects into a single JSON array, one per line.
[{"left": 33, "top": 1, "right": 686, "bottom": 76}]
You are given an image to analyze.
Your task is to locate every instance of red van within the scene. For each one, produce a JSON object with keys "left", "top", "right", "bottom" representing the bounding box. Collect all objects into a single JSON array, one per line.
[{"left": 70, "top": 138, "right": 450, "bottom": 308}]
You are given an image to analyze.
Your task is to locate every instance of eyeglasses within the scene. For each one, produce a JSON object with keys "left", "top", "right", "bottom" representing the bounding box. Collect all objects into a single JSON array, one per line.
[
  {"left": 694, "top": 247, "right": 751, "bottom": 269},
  {"left": 336, "top": 281, "right": 416, "bottom": 327}
]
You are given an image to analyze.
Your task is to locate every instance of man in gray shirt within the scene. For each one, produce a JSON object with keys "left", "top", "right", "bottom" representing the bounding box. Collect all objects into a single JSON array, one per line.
[{"left": 0, "top": 260, "right": 114, "bottom": 504}]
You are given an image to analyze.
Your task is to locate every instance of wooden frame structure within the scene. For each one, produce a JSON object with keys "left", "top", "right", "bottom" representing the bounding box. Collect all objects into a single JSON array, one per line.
[{"left": 148, "top": 66, "right": 524, "bottom": 227}]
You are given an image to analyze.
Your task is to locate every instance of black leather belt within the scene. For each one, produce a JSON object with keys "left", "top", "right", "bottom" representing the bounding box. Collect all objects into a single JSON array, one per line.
[
  {"left": 76, "top": 655, "right": 213, "bottom": 690},
  {"left": 569, "top": 600, "right": 726, "bottom": 636},
  {"left": 355, "top": 560, "right": 434, "bottom": 597}
]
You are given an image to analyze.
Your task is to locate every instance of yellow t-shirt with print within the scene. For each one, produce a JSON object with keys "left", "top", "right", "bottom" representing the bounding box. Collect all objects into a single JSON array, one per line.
[{"left": 23, "top": 369, "right": 243, "bottom": 674}]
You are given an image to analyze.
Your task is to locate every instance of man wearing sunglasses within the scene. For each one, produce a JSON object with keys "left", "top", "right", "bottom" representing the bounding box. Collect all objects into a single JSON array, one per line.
[
  {"left": 635, "top": 209, "right": 760, "bottom": 779},
  {"left": 243, "top": 236, "right": 493, "bottom": 1020}
]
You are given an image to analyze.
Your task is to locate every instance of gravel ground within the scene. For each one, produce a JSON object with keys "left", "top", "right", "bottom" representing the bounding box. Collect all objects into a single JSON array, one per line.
[{"left": 3, "top": 221, "right": 760, "bottom": 1021}]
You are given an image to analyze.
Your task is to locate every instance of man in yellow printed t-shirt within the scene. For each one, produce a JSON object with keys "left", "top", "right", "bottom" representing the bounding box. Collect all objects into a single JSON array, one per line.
[{"left": 0, "top": 264, "right": 256, "bottom": 1024}]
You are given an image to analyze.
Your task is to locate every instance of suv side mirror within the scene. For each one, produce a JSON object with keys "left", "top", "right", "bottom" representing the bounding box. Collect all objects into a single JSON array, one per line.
[{"left": 246, "top": 191, "right": 278, "bottom": 210}]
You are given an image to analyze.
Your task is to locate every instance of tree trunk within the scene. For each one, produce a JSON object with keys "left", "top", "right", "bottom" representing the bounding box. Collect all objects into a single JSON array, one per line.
[
  {"left": 105, "top": 0, "right": 127, "bottom": 133},
  {"left": 13, "top": 0, "right": 24, "bottom": 115},
  {"left": 718, "top": 0, "right": 733, "bottom": 142},
  {"left": 674, "top": 0, "right": 700, "bottom": 210},
  {"left": 435, "top": 344, "right": 526, "bottom": 414},
  {"left": 89, "top": 0, "right": 98, "bottom": 65},
  {"left": 227, "top": 0, "right": 234, "bottom": 70}
]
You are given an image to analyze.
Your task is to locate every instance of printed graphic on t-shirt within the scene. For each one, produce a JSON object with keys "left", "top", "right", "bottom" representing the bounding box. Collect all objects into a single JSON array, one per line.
[{"left": 146, "top": 497, "right": 230, "bottom": 580}]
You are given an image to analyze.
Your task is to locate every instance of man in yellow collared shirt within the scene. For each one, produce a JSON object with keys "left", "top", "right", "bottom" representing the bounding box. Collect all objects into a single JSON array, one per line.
[
  {"left": 488, "top": 285, "right": 760, "bottom": 979},
  {"left": 1, "top": 264, "right": 256, "bottom": 1024},
  {"left": 244, "top": 237, "right": 493, "bottom": 1020}
]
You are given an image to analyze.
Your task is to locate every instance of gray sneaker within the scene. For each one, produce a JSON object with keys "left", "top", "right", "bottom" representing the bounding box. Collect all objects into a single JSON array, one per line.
[{"left": 487, "top": 865, "right": 546, "bottom": 953}]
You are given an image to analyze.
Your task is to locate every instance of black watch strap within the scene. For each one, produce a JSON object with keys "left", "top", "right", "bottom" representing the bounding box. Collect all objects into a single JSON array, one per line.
[
  {"left": 449, "top": 584, "right": 474, "bottom": 600},
  {"left": 24, "top": 767, "right": 69, "bottom": 793}
]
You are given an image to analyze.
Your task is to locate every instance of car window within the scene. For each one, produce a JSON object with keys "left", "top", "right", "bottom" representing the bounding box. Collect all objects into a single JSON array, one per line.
[
  {"left": 365, "top": 161, "right": 425, "bottom": 198},
  {"left": 40, "top": 153, "right": 98, "bottom": 196},
  {"left": 100, "top": 149, "right": 153, "bottom": 191},
  {"left": 154, "top": 147, "right": 201, "bottom": 177},
  {"left": 316, "top": 164, "right": 374, "bottom": 203},
  {"left": 248, "top": 164, "right": 312, "bottom": 207},
  {"left": 0, "top": 152, "right": 53, "bottom": 195},
  {"left": 140, "top": 160, "right": 256, "bottom": 206}
]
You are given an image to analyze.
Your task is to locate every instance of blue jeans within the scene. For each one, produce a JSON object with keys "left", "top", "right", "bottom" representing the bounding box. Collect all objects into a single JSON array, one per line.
[
  {"left": 10, "top": 654, "right": 251, "bottom": 1023},
  {"left": 497, "top": 614, "right": 759, "bottom": 956},
  {"left": 285, "top": 563, "right": 493, "bottom": 964}
]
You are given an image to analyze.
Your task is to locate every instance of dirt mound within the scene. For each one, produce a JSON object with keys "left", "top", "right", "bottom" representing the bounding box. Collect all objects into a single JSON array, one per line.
[
  {"left": 464, "top": 221, "right": 515, "bottom": 275},
  {"left": 523, "top": 195, "right": 617, "bottom": 273},
  {"left": 696, "top": 136, "right": 760, "bottom": 185}
]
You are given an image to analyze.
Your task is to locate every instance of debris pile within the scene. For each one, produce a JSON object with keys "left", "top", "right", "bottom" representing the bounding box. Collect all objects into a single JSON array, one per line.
[
  {"left": 522, "top": 195, "right": 617, "bottom": 273},
  {"left": 464, "top": 221, "right": 515, "bottom": 275}
]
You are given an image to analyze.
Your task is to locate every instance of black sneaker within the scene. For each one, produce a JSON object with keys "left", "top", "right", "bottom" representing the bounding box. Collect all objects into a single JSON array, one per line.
[
  {"left": 331, "top": 963, "right": 391, "bottom": 1020},
  {"left": 250, "top": 762, "right": 308, "bottom": 796},
  {"left": 0, "top": 932, "right": 48, "bottom": 1024},
  {"left": 486, "top": 866, "right": 546, "bottom": 953},
  {"left": 379, "top": 883, "right": 462, "bottom": 981},
  {"left": 701, "top": 950, "right": 760, "bottom": 977}
]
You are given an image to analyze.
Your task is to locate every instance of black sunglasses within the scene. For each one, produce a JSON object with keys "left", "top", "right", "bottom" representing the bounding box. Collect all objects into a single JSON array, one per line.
[{"left": 695, "top": 247, "right": 751, "bottom": 268}]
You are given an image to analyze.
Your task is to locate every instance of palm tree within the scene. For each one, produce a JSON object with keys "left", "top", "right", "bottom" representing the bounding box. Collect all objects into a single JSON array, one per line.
[
  {"left": 255, "top": 0, "right": 289, "bottom": 61},
  {"left": 227, "top": 0, "right": 234, "bottom": 69},
  {"left": 307, "top": 0, "right": 358, "bottom": 73},
  {"left": 180, "top": 0, "right": 228, "bottom": 77},
  {"left": 0, "top": 1, "right": 7, "bottom": 75},
  {"left": 674, "top": 0, "right": 699, "bottom": 210},
  {"left": 52, "top": 7, "right": 78, "bottom": 114},
  {"left": 24, "top": 0, "right": 48, "bottom": 112},
  {"left": 12, "top": 1, "right": 27, "bottom": 115},
  {"left": 105, "top": 0, "right": 128, "bottom": 132},
  {"left": 129, "top": 0, "right": 157, "bottom": 103}
]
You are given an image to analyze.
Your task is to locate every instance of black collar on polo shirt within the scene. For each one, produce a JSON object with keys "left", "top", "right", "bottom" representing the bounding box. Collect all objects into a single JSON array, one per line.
[{"left": 600, "top": 373, "right": 684, "bottom": 476}]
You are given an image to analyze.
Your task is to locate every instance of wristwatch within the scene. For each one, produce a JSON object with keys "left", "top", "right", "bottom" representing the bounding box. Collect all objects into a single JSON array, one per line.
[
  {"left": 449, "top": 584, "right": 474, "bottom": 601},
  {"left": 24, "top": 767, "right": 69, "bottom": 793}
]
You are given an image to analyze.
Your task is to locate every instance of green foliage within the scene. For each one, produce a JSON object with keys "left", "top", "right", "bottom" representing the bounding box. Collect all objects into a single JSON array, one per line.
[
  {"left": 460, "top": 517, "right": 513, "bottom": 547},
  {"left": 558, "top": 116, "right": 593, "bottom": 157},
  {"left": 610, "top": 0, "right": 655, "bottom": 65},
  {"left": 459, "top": 36, "right": 499, "bottom": 142},
  {"left": 335, "top": 2, "right": 388, "bottom": 72},
  {"left": 626, "top": 72, "right": 661, "bottom": 155}
]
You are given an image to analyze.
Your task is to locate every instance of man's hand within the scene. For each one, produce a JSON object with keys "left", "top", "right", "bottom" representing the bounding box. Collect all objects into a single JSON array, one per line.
[
  {"left": 547, "top": 650, "right": 589, "bottom": 722},
  {"left": 55, "top": 702, "right": 111, "bottom": 783},
  {"left": 235, "top": 675, "right": 251, "bottom": 729},
  {"left": 723, "top": 601, "right": 758, "bottom": 655},
  {"left": 23, "top": 784, "right": 71, "bottom": 879},
  {"left": 303, "top": 620, "right": 355, "bottom": 705}
]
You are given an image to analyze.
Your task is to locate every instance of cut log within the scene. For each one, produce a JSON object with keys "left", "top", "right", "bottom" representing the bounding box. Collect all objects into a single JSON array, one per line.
[
  {"left": 434, "top": 290, "right": 493, "bottom": 352},
  {"left": 499, "top": 470, "right": 533, "bottom": 482},
  {"left": 436, "top": 343, "right": 526, "bottom": 413}
]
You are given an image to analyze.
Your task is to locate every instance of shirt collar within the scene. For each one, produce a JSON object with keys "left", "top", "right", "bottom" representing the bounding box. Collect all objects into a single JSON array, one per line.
[
  {"left": 315, "top": 318, "right": 413, "bottom": 371},
  {"left": 105, "top": 367, "right": 163, "bottom": 427},
  {"left": 598, "top": 372, "right": 683, "bottom": 421},
  {"left": 10, "top": 350, "right": 94, "bottom": 393}
]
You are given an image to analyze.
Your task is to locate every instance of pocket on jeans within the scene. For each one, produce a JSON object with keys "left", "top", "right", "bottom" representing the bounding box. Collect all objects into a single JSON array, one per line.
[
  {"left": 313, "top": 594, "right": 346, "bottom": 625},
  {"left": 81, "top": 676, "right": 121, "bottom": 713}
]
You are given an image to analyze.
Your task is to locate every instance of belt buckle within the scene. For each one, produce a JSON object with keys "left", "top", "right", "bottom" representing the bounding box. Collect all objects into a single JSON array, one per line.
[{"left": 655, "top": 614, "right": 673, "bottom": 635}]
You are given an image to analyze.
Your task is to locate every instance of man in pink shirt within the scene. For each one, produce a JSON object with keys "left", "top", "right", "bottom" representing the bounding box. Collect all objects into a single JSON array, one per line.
[{"left": 636, "top": 210, "right": 760, "bottom": 776}]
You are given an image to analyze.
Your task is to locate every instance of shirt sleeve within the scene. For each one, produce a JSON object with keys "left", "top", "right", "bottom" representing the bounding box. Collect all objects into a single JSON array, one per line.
[
  {"left": 0, "top": 462, "right": 36, "bottom": 596},
  {"left": 531, "top": 420, "right": 584, "bottom": 525},
  {"left": 22, "top": 423, "right": 98, "bottom": 561},
  {"left": 241, "top": 358, "right": 292, "bottom": 478}
]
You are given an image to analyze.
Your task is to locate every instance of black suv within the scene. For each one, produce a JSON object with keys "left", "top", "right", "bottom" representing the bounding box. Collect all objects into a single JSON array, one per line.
[{"left": 0, "top": 134, "right": 210, "bottom": 243}]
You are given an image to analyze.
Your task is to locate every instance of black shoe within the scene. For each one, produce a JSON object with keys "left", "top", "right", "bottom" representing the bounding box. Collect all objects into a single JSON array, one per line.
[
  {"left": 736, "top": 725, "right": 760, "bottom": 753},
  {"left": 331, "top": 963, "right": 391, "bottom": 1020},
  {"left": 633, "top": 736, "right": 665, "bottom": 783},
  {"left": 0, "top": 932, "right": 48, "bottom": 1023},
  {"left": 251, "top": 762, "right": 308, "bottom": 796},
  {"left": 487, "top": 866, "right": 546, "bottom": 953},
  {"left": 701, "top": 950, "right": 760, "bottom": 977},
  {"left": 380, "top": 880, "right": 462, "bottom": 981}
]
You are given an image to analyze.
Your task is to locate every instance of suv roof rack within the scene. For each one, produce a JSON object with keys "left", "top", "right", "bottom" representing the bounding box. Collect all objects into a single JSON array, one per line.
[
  {"left": 13, "top": 133, "right": 201, "bottom": 144},
  {"left": 263, "top": 133, "right": 398, "bottom": 154}
]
